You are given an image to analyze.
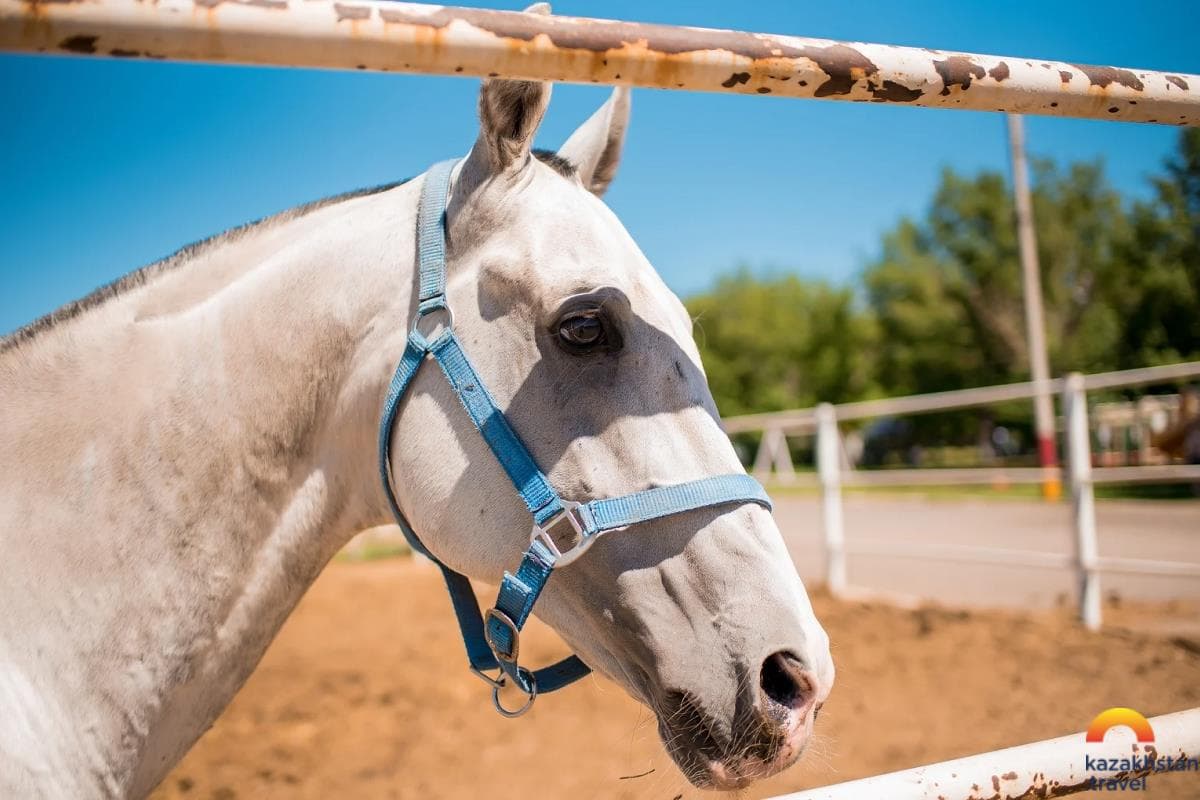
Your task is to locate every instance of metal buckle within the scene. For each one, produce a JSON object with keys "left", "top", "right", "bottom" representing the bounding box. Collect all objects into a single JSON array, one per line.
[
  {"left": 530, "top": 501, "right": 596, "bottom": 568},
  {"left": 410, "top": 304, "right": 454, "bottom": 339},
  {"left": 484, "top": 607, "right": 520, "bottom": 664}
]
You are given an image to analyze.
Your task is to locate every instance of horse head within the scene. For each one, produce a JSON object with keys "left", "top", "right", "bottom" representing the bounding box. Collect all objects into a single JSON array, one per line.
[{"left": 386, "top": 75, "right": 834, "bottom": 790}]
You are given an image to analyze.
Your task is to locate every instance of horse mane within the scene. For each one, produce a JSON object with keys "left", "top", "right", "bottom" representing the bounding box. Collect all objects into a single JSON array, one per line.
[
  {"left": 1, "top": 150, "right": 576, "bottom": 356},
  {"left": 0, "top": 180, "right": 406, "bottom": 355}
]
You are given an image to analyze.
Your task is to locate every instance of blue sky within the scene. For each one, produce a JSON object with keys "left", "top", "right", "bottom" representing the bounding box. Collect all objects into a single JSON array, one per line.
[{"left": 1, "top": 0, "right": 1196, "bottom": 335}]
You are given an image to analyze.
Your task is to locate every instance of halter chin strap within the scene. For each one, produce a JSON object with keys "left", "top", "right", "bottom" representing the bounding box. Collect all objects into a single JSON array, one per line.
[{"left": 378, "top": 159, "right": 773, "bottom": 717}]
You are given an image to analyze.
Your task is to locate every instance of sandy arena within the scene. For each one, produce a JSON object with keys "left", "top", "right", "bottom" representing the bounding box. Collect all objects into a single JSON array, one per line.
[{"left": 149, "top": 557, "right": 1200, "bottom": 799}]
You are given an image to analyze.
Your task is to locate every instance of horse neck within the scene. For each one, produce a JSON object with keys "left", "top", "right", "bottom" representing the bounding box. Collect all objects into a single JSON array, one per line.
[{"left": 0, "top": 183, "right": 419, "bottom": 798}]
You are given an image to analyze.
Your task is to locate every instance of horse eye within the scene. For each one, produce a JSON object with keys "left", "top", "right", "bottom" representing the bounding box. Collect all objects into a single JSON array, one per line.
[{"left": 558, "top": 314, "right": 606, "bottom": 349}]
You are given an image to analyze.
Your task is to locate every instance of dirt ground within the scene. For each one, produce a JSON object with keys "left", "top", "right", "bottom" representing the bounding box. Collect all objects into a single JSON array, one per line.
[{"left": 150, "top": 559, "right": 1200, "bottom": 800}]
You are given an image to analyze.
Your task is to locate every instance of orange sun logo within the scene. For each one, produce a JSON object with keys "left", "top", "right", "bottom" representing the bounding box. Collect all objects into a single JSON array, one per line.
[{"left": 1085, "top": 708, "right": 1155, "bottom": 744}]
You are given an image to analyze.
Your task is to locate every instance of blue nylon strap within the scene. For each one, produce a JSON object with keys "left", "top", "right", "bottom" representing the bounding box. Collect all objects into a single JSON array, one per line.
[
  {"left": 486, "top": 541, "right": 591, "bottom": 693},
  {"left": 375, "top": 331, "right": 506, "bottom": 675},
  {"left": 583, "top": 473, "right": 772, "bottom": 534},
  {"left": 487, "top": 473, "right": 773, "bottom": 693},
  {"left": 489, "top": 539, "right": 555, "bottom": 692},
  {"left": 528, "top": 654, "right": 591, "bottom": 693},
  {"left": 377, "top": 332, "right": 433, "bottom": 558},
  {"left": 441, "top": 569, "right": 500, "bottom": 673},
  {"left": 428, "top": 331, "right": 563, "bottom": 522},
  {"left": 416, "top": 160, "right": 456, "bottom": 305}
]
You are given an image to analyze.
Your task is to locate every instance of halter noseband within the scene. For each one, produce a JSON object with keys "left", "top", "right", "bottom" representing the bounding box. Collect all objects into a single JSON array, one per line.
[{"left": 378, "top": 159, "right": 773, "bottom": 717}]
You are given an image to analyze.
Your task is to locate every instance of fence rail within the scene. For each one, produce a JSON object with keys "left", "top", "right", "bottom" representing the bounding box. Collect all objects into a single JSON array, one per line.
[
  {"left": 844, "top": 467, "right": 1050, "bottom": 486},
  {"left": 2, "top": 0, "right": 1199, "bottom": 125},
  {"left": 729, "top": 361, "right": 1200, "bottom": 630},
  {"left": 726, "top": 360, "right": 1200, "bottom": 432},
  {"left": 771, "top": 707, "right": 1200, "bottom": 800},
  {"left": 848, "top": 539, "right": 1074, "bottom": 570},
  {"left": 766, "top": 464, "right": 1200, "bottom": 488}
]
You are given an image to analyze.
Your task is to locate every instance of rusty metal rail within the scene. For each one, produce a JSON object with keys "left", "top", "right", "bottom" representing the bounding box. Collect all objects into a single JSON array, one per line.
[
  {"left": 772, "top": 707, "right": 1200, "bottom": 800},
  {"left": 1, "top": 0, "right": 1198, "bottom": 125}
]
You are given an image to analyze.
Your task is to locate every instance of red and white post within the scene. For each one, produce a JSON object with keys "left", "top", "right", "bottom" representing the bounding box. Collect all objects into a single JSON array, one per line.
[{"left": 1007, "top": 114, "right": 1061, "bottom": 501}]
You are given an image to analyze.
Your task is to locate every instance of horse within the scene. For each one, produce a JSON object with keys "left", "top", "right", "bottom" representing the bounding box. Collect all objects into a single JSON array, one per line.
[{"left": 0, "top": 68, "right": 834, "bottom": 797}]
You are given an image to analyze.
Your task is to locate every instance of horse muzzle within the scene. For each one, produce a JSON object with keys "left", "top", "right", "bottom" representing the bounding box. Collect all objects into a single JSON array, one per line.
[{"left": 656, "top": 651, "right": 823, "bottom": 790}]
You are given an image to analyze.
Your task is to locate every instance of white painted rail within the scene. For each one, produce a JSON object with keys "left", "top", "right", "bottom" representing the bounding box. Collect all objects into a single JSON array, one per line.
[
  {"left": 730, "top": 361, "right": 1200, "bottom": 628},
  {"left": 1, "top": 0, "right": 1198, "bottom": 125},
  {"left": 726, "top": 361, "right": 1200, "bottom": 432},
  {"left": 773, "top": 707, "right": 1200, "bottom": 800}
]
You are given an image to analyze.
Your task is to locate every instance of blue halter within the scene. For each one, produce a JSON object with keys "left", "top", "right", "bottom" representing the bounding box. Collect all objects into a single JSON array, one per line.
[{"left": 378, "top": 159, "right": 773, "bottom": 717}]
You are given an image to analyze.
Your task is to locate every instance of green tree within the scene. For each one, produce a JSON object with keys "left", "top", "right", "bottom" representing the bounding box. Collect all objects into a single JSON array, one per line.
[
  {"left": 1115, "top": 128, "right": 1200, "bottom": 367},
  {"left": 863, "top": 160, "right": 1130, "bottom": 396},
  {"left": 686, "top": 271, "right": 876, "bottom": 416},
  {"left": 688, "top": 129, "right": 1199, "bottom": 428}
]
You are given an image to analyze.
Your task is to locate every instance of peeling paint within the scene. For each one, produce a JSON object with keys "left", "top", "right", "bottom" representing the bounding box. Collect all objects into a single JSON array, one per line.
[
  {"left": 869, "top": 79, "right": 920, "bottom": 102},
  {"left": 935, "top": 56, "right": 985, "bottom": 95},
  {"left": 988, "top": 61, "right": 1010, "bottom": 81},
  {"left": 1071, "top": 63, "right": 1145, "bottom": 91},
  {"left": 192, "top": 0, "right": 287, "bottom": 8},
  {"left": 794, "top": 43, "right": 877, "bottom": 97},
  {"left": 58, "top": 33, "right": 96, "bottom": 52},
  {"left": 376, "top": 4, "right": 808, "bottom": 60},
  {"left": 332, "top": 2, "right": 368, "bottom": 21}
]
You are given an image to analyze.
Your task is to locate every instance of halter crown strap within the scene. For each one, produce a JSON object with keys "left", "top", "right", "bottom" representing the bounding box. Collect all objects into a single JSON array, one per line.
[
  {"left": 415, "top": 159, "right": 453, "bottom": 315},
  {"left": 379, "top": 158, "right": 774, "bottom": 716}
]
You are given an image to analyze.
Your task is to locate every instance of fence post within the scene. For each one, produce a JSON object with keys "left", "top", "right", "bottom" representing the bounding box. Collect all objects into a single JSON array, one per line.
[
  {"left": 1063, "top": 373, "right": 1101, "bottom": 630},
  {"left": 753, "top": 427, "right": 795, "bottom": 483},
  {"left": 773, "top": 428, "right": 795, "bottom": 482},
  {"left": 753, "top": 428, "right": 774, "bottom": 480},
  {"left": 816, "top": 403, "right": 846, "bottom": 595}
]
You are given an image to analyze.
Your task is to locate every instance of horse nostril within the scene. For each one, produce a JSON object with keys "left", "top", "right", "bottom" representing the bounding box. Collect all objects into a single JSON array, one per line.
[{"left": 759, "top": 651, "right": 809, "bottom": 713}]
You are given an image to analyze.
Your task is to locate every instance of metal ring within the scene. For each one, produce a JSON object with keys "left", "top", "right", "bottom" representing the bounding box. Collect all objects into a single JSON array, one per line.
[
  {"left": 410, "top": 304, "right": 454, "bottom": 339},
  {"left": 491, "top": 670, "right": 537, "bottom": 718}
]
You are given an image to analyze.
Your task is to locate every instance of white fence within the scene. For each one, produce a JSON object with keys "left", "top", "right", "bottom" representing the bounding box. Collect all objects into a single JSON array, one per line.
[
  {"left": 725, "top": 361, "right": 1200, "bottom": 630},
  {"left": 772, "top": 707, "right": 1200, "bottom": 800},
  {"left": 2, "top": 0, "right": 1199, "bottom": 126}
]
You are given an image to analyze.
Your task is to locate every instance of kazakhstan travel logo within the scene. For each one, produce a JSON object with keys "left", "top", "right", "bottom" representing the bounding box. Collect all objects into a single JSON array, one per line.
[{"left": 1084, "top": 708, "right": 1197, "bottom": 792}]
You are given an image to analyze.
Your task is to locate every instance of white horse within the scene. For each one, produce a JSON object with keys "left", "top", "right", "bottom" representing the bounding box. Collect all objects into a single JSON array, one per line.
[{"left": 0, "top": 71, "right": 834, "bottom": 797}]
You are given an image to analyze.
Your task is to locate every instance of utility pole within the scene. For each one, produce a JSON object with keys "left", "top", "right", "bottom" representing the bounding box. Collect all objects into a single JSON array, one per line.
[{"left": 1007, "top": 114, "right": 1060, "bottom": 501}]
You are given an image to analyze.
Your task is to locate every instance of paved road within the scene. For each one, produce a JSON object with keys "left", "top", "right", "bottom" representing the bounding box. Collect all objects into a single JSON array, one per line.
[{"left": 774, "top": 495, "right": 1200, "bottom": 613}]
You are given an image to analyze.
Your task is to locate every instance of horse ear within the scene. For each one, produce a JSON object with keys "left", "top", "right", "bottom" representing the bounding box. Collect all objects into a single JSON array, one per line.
[
  {"left": 464, "top": 4, "right": 552, "bottom": 176},
  {"left": 558, "top": 87, "right": 631, "bottom": 197},
  {"left": 474, "top": 78, "right": 551, "bottom": 173}
]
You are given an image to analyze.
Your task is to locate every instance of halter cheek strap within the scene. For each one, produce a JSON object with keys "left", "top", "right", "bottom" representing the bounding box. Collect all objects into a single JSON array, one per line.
[{"left": 378, "top": 159, "right": 773, "bottom": 717}]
